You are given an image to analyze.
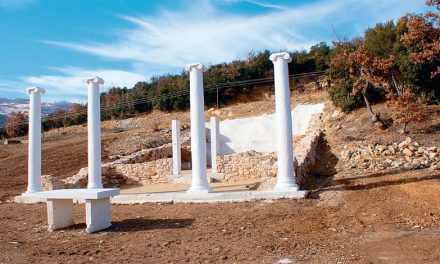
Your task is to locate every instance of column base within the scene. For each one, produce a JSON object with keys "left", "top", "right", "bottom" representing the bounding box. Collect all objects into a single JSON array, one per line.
[
  {"left": 273, "top": 181, "right": 299, "bottom": 192},
  {"left": 25, "top": 187, "right": 43, "bottom": 194},
  {"left": 87, "top": 184, "right": 104, "bottom": 189},
  {"left": 187, "top": 185, "right": 212, "bottom": 194}
]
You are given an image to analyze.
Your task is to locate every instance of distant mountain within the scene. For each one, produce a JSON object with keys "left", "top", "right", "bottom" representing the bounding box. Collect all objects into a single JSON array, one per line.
[
  {"left": 0, "top": 114, "right": 7, "bottom": 125},
  {"left": 0, "top": 97, "right": 72, "bottom": 122}
]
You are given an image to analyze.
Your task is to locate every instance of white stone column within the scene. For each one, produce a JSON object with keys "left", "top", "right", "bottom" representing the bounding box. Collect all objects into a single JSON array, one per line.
[
  {"left": 270, "top": 52, "right": 299, "bottom": 192},
  {"left": 210, "top": 116, "right": 220, "bottom": 173},
  {"left": 172, "top": 120, "right": 181, "bottom": 178},
  {"left": 85, "top": 77, "right": 104, "bottom": 189},
  {"left": 26, "top": 87, "right": 45, "bottom": 193},
  {"left": 185, "top": 63, "right": 211, "bottom": 193}
]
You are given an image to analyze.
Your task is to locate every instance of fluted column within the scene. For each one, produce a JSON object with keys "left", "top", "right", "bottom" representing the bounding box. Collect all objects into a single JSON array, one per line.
[
  {"left": 26, "top": 87, "right": 45, "bottom": 193},
  {"left": 85, "top": 77, "right": 104, "bottom": 189},
  {"left": 185, "top": 63, "right": 211, "bottom": 193},
  {"left": 270, "top": 52, "right": 299, "bottom": 192}
]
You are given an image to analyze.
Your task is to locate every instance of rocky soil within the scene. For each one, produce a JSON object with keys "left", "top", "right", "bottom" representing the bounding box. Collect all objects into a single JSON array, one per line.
[{"left": 341, "top": 136, "right": 440, "bottom": 172}]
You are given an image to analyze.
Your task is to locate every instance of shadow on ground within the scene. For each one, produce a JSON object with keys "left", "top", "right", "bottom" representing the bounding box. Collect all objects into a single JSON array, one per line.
[
  {"left": 60, "top": 218, "right": 194, "bottom": 233},
  {"left": 308, "top": 166, "right": 440, "bottom": 199},
  {"left": 326, "top": 171, "right": 440, "bottom": 192},
  {"left": 110, "top": 218, "right": 194, "bottom": 232},
  {"left": 302, "top": 134, "right": 339, "bottom": 198}
]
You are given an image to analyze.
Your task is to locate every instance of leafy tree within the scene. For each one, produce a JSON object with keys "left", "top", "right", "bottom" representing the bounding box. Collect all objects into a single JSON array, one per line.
[
  {"left": 364, "top": 21, "right": 398, "bottom": 59},
  {"left": 401, "top": 0, "right": 440, "bottom": 78},
  {"left": 70, "top": 103, "right": 87, "bottom": 125},
  {"left": 6, "top": 111, "right": 28, "bottom": 138},
  {"left": 309, "top": 42, "right": 331, "bottom": 71},
  {"left": 330, "top": 43, "right": 393, "bottom": 127},
  {"left": 329, "top": 11, "right": 435, "bottom": 132}
]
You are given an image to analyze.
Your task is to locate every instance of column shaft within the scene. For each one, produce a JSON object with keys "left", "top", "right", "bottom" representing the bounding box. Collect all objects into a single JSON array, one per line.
[
  {"left": 26, "top": 89, "right": 44, "bottom": 193},
  {"left": 86, "top": 77, "right": 103, "bottom": 189},
  {"left": 271, "top": 53, "right": 299, "bottom": 192},
  {"left": 186, "top": 64, "right": 211, "bottom": 193}
]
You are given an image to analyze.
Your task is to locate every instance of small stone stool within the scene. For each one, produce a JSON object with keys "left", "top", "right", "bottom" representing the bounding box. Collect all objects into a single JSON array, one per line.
[{"left": 28, "top": 188, "right": 119, "bottom": 233}]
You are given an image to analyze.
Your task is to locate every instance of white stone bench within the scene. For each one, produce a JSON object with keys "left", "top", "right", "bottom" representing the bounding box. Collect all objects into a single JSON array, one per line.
[{"left": 28, "top": 188, "right": 120, "bottom": 233}]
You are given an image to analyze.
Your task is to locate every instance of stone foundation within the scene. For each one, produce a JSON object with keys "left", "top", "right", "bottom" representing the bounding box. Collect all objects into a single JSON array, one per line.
[
  {"left": 42, "top": 175, "right": 65, "bottom": 190},
  {"left": 293, "top": 113, "right": 323, "bottom": 185},
  {"left": 257, "top": 113, "right": 323, "bottom": 190},
  {"left": 64, "top": 158, "right": 174, "bottom": 188},
  {"left": 112, "top": 158, "right": 173, "bottom": 185},
  {"left": 216, "top": 151, "right": 278, "bottom": 182},
  {"left": 62, "top": 114, "right": 322, "bottom": 189},
  {"left": 111, "top": 143, "right": 173, "bottom": 164}
]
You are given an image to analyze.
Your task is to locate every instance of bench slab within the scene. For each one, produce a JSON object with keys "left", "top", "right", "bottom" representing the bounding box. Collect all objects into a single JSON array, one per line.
[
  {"left": 27, "top": 188, "right": 120, "bottom": 200},
  {"left": 27, "top": 188, "right": 119, "bottom": 233}
]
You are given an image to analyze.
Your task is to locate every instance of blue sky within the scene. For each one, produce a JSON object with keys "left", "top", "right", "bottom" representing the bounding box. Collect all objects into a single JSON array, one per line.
[{"left": 0, "top": 0, "right": 430, "bottom": 102}]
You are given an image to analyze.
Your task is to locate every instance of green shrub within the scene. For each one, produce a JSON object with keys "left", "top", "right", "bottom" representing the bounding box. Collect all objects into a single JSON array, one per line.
[
  {"left": 0, "top": 127, "right": 6, "bottom": 139},
  {"left": 328, "top": 79, "right": 363, "bottom": 113}
]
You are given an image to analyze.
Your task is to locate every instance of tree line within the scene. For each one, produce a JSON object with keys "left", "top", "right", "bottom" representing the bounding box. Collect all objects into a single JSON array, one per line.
[{"left": 2, "top": 45, "right": 330, "bottom": 138}]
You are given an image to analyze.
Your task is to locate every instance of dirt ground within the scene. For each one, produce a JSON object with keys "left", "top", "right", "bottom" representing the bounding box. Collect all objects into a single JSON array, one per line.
[
  {"left": 1, "top": 167, "right": 440, "bottom": 263},
  {"left": 1, "top": 90, "right": 440, "bottom": 263}
]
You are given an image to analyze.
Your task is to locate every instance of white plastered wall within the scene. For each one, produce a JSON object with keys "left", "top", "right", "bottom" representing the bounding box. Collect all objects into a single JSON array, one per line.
[{"left": 206, "top": 104, "right": 325, "bottom": 158}]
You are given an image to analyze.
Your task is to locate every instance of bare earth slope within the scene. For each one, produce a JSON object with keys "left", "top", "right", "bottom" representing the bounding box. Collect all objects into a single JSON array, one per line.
[{"left": 1, "top": 90, "right": 440, "bottom": 263}]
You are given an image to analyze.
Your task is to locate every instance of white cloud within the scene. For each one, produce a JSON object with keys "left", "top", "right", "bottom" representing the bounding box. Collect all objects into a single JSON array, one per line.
[
  {"left": 21, "top": 68, "right": 146, "bottom": 101},
  {"left": 0, "top": 80, "right": 29, "bottom": 98},
  {"left": 43, "top": 0, "right": 427, "bottom": 70}
]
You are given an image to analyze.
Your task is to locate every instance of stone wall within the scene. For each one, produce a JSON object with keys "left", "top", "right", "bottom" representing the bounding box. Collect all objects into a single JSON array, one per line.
[
  {"left": 63, "top": 133, "right": 191, "bottom": 188},
  {"left": 64, "top": 158, "right": 174, "bottom": 188},
  {"left": 216, "top": 151, "right": 278, "bottom": 182},
  {"left": 112, "top": 158, "right": 173, "bottom": 185},
  {"left": 111, "top": 143, "right": 173, "bottom": 164},
  {"left": 62, "top": 115, "right": 322, "bottom": 190},
  {"left": 218, "top": 113, "right": 323, "bottom": 190},
  {"left": 293, "top": 113, "right": 323, "bottom": 185},
  {"left": 42, "top": 175, "right": 65, "bottom": 190}
]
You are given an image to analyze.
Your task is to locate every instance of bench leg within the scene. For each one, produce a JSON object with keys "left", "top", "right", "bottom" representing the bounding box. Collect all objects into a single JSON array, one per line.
[
  {"left": 47, "top": 199, "right": 74, "bottom": 231},
  {"left": 85, "top": 198, "right": 111, "bottom": 233}
]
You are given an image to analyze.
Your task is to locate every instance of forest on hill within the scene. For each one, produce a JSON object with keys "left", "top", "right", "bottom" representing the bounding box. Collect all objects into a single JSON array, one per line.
[{"left": 1, "top": 0, "right": 439, "bottom": 138}]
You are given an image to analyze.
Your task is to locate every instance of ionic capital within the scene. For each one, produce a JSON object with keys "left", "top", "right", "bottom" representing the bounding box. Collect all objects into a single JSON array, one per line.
[
  {"left": 26, "top": 87, "right": 46, "bottom": 95},
  {"left": 84, "top": 76, "right": 104, "bottom": 85},
  {"left": 185, "top": 63, "right": 207, "bottom": 73},
  {"left": 270, "top": 52, "right": 292, "bottom": 63}
]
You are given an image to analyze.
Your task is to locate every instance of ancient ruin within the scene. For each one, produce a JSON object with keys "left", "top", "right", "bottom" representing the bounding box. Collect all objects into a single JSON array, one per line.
[{"left": 16, "top": 52, "right": 325, "bottom": 207}]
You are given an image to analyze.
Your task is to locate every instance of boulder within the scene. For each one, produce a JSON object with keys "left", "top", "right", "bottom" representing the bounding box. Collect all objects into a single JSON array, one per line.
[{"left": 402, "top": 148, "right": 414, "bottom": 157}]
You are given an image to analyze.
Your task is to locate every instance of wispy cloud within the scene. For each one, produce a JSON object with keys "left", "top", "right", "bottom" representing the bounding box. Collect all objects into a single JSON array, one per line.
[
  {"left": 21, "top": 68, "right": 146, "bottom": 101},
  {"left": 244, "top": 0, "right": 287, "bottom": 10},
  {"left": 43, "top": 0, "right": 427, "bottom": 70}
]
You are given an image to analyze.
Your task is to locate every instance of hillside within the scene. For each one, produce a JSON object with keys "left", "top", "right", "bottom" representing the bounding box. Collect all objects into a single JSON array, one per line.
[
  {"left": 0, "top": 97, "right": 72, "bottom": 122},
  {"left": 1, "top": 88, "right": 440, "bottom": 262}
]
